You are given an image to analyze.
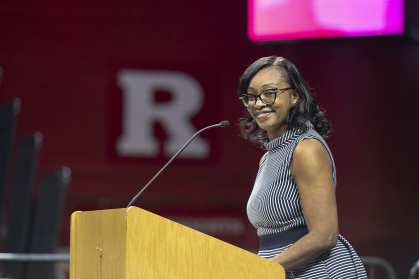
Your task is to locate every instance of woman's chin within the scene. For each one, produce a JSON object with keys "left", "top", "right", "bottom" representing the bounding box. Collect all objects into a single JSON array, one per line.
[
  {"left": 260, "top": 124, "right": 287, "bottom": 139},
  {"left": 257, "top": 120, "right": 274, "bottom": 132},
  {"left": 257, "top": 124, "right": 269, "bottom": 131}
]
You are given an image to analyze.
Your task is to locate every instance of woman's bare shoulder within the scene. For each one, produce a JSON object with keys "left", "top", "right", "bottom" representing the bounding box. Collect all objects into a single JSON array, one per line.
[{"left": 292, "top": 139, "right": 332, "bottom": 172}]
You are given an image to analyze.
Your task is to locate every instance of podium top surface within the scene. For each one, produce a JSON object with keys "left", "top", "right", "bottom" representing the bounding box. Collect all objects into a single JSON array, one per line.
[{"left": 70, "top": 207, "right": 285, "bottom": 279}]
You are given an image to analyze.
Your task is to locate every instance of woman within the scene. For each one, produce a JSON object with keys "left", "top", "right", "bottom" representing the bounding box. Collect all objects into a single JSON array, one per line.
[{"left": 239, "top": 56, "right": 367, "bottom": 278}]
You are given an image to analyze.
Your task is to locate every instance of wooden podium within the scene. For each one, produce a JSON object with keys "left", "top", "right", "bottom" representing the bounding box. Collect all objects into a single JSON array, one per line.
[{"left": 70, "top": 207, "right": 285, "bottom": 278}]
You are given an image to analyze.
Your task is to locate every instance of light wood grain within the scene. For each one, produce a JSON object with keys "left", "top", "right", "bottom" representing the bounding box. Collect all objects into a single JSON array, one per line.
[
  {"left": 70, "top": 208, "right": 127, "bottom": 279},
  {"left": 126, "top": 207, "right": 285, "bottom": 278},
  {"left": 69, "top": 211, "right": 80, "bottom": 279},
  {"left": 70, "top": 207, "right": 285, "bottom": 278}
]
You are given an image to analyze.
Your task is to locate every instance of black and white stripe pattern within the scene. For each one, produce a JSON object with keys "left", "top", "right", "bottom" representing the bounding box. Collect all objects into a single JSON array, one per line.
[{"left": 247, "top": 122, "right": 367, "bottom": 278}]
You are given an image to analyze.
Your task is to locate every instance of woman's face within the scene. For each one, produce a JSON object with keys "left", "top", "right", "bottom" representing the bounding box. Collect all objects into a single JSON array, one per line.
[{"left": 247, "top": 67, "right": 299, "bottom": 140}]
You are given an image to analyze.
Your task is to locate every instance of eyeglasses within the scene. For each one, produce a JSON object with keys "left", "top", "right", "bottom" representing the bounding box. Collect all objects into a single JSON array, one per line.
[{"left": 239, "top": 87, "right": 294, "bottom": 108}]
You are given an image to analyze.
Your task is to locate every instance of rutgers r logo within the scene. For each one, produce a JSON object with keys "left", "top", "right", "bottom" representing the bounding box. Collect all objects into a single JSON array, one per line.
[{"left": 116, "top": 70, "right": 209, "bottom": 159}]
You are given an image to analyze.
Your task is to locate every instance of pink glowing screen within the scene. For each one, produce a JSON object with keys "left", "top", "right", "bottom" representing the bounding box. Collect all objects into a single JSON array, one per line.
[{"left": 248, "top": 0, "right": 404, "bottom": 41}]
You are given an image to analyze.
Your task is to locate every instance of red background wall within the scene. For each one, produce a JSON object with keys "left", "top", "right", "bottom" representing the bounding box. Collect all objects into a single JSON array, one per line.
[{"left": 1, "top": 0, "right": 419, "bottom": 277}]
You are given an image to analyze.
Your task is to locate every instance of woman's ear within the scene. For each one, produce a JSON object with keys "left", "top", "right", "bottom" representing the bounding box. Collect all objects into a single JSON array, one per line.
[{"left": 292, "top": 90, "right": 300, "bottom": 103}]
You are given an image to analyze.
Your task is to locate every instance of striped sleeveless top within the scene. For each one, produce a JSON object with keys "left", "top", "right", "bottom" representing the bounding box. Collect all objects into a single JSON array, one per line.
[
  {"left": 247, "top": 122, "right": 336, "bottom": 235},
  {"left": 247, "top": 122, "right": 367, "bottom": 279}
]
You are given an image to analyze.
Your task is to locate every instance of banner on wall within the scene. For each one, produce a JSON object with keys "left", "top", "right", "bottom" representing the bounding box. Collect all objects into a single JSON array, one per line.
[
  {"left": 108, "top": 65, "right": 221, "bottom": 164},
  {"left": 117, "top": 70, "right": 209, "bottom": 158},
  {"left": 248, "top": 0, "right": 404, "bottom": 41}
]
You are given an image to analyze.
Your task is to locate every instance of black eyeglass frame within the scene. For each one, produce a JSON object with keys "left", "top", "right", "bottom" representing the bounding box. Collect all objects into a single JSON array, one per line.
[{"left": 239, "top": 87, "right": 294, "bottom": 108}]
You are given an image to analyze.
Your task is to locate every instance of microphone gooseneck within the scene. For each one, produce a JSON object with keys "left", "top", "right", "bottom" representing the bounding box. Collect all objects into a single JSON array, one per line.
[{"left": 127, "top": 120, "right": 230, "bottom": 208}]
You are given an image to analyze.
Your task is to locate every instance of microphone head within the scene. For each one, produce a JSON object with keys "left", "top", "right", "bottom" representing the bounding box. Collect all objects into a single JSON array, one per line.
[{"left": 220, "top": 120, "right": 230, "bottom": 128}]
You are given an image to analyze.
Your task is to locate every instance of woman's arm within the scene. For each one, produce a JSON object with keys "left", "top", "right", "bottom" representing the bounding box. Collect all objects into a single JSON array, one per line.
[{"left": 268, "top": 139, "right": 339, "bottom": 271}]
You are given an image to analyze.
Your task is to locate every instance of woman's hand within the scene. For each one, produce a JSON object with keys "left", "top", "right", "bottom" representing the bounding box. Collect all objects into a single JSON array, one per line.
[{"left": 269, "top": 139, "right": 338, "bottom": 271}]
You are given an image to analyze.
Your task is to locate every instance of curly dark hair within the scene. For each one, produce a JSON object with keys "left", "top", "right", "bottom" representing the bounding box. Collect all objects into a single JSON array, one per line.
[{"left": 238, "top": 56, "right": 331, "bottom": 147}]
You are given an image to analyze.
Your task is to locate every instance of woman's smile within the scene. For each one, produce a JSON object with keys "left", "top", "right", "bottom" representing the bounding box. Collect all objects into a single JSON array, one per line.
[{"left": 254, "top": 110, "right": 274, "bottom": 121}]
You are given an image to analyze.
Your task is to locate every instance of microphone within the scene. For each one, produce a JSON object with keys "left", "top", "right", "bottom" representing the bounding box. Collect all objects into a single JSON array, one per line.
[
  {"left": 220, "top": 120, "right": 230, "bottom": 128},
  {"left": 127, "top": 120, "right": 230, "bottom": 207}
]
